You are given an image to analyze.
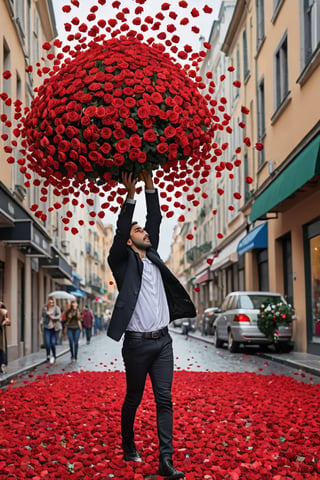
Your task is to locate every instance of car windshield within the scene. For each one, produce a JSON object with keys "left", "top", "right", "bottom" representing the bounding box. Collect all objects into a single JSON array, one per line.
[{"left": 238, "top": 294, "right": 284, "bottom": 309}]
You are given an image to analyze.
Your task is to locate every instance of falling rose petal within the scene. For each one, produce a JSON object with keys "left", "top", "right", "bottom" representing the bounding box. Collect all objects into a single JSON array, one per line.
[
  {"left": 217, "top": 233, "right": 223, "bottom": 239},
  {"left": 186, "top": 233, "right": 193, "bottom": 240},
  {"left": 193, "top": 287, "right": 200, "bottom": 292},
  {"left": 2, "top": 70, "right": 12, "bottom": 79},
  {"left": 207, "top": 258, "right": 213, "bottom": 265}
]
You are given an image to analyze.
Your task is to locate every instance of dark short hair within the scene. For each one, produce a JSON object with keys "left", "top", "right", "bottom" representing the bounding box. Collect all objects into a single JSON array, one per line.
[{"left": 128, "top": 221, "right": 138, "bottom": 241}]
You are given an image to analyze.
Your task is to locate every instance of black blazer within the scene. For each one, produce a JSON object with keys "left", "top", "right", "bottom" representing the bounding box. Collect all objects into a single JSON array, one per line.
[{"left": 107, "top": 190, "right": 196, "bottom": 341}]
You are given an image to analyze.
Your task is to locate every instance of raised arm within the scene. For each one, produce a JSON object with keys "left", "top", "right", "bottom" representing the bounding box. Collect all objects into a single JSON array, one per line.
[
  {"left": 141, "top": 171, "right": 162, "bottom": 250},
  {"left": 108, "top": 172, "right": 138, "bottom": 267}
]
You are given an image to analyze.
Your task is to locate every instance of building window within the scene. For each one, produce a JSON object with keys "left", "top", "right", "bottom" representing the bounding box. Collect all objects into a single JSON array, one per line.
[
  {"left": 302, "top": 0, "right": 320, "bottom": 66},
  {"left": 257, "top": 77, "right": 266, "bottom": 140},
  {"left": 243, "top": 29, "right": 249, "bottom": 79},
  {"left": 256, "top": 0, "right": 265, "bottom": 49},
  {"left": 2, "top": 41, "right": 11, "bottom": 138},
  {"left": 244, "top": 154, "right": 250, "bottom": 201},
  {"left": 16, "top": 0, "right": 25, "bottom": 39},
  {"left": 273, "top": 0, "right": 282, "bottom": 9},
  {"left": 257, "top": 249, "right": 269, "bottom": 291},
  {"left": 274, "top": 34, "right": 289, "bottom": 109},
  {"left": 233, "top": 47, "right": 240, "bottom": 102},
  {"left": 32, "top": 12, "right": 40, "bottom": 67}
]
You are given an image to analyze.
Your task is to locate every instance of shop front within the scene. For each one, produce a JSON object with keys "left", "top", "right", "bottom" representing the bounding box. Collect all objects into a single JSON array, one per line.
[{"left": 304, "top": 218, "right": 320, "bottom": 354}]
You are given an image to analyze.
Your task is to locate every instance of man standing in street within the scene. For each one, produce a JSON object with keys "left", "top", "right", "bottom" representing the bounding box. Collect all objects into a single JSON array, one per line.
[{"left": 107, "top": 171, "right": 196, "bottom": 480}]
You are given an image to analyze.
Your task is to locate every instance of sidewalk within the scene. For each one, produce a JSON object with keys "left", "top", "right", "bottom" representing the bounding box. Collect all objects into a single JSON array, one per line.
[
  {"left": 0, "top": 340, "right": 71, "bottom": 388},
  {"left": 170, "top": 327, "right": 320, "bottom": 377},
  {"left": 1, "top": 328, "right": 319, "bottom": 387}
]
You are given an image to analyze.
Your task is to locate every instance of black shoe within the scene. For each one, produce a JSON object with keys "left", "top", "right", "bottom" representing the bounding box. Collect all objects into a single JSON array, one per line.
[
  {"left": 122, "top": 442, "right": 142, "bottom": 462},
  {"left": 158, "top": 457, "right": 184, "bottom": 479}
]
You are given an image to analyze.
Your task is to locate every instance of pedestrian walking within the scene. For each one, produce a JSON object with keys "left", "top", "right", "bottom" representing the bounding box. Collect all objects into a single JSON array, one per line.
[
  {"left": 182, "top": 318, "right": 192, "bottom": 340},
  {"left": 103, "top": 309, "right": 111, "bottom": 332},
  {"left": 107, "top": 171, "right": 196, "bottom": 480},
  {"left": 65, "top": 300, "right": 82, "bottom": 362},
  {"left": 41, "top": 297, "right": 61, "bottom": 365},
  {"left": 82, "top": 305, "right": 94, "bottom": 344},
  {"left": 0, "top": 302, "right": 11, "bottom": 374}
]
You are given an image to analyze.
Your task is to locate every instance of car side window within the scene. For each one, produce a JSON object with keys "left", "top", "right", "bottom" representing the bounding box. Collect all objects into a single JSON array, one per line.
[
  {"left": 228, "top": 296, "right": 237, "bottom": 310},
  {"left": 239, "top": 295, "right": 254, "bottom": 309},
  {"left": 220, "top": 297, "right": 230, "bottom": 312}
]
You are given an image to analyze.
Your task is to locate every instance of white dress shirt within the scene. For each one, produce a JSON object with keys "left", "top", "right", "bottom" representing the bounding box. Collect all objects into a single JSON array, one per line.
[{"left": 127, "top": 256, "right": 170, "bottom": 332}]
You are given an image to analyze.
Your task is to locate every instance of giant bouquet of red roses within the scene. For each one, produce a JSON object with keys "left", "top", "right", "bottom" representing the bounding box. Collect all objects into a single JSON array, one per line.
[{"left": 22, "top": 35, "right": 213, "bottom": 185}]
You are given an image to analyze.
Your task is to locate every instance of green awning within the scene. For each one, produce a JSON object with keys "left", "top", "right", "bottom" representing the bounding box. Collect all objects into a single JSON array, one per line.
[{"left": 250, "top": 134, "right": 320, "bottom": 222}]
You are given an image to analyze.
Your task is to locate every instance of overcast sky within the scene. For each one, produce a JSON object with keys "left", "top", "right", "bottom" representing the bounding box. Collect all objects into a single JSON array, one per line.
[{"left": 52, "top": 0, "right": 223, "bottom": 260}]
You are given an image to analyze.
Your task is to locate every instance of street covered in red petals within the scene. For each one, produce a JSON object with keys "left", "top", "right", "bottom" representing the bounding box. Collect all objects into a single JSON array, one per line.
[{"left": 1, "top": 370, "right": 320, "bottom": 479}]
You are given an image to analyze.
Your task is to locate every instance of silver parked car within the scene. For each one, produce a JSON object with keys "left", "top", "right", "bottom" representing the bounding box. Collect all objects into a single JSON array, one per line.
[{"left": 213, "top": 291, "right": 293, "bottom": 353}]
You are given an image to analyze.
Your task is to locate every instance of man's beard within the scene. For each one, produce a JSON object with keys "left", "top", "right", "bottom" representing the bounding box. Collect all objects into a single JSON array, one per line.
[{"left": 131, "top": 237, "right": 151, "bottom": 250}]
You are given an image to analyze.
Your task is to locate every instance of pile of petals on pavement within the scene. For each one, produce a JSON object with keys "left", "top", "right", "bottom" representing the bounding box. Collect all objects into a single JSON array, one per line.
[{"left": 0, "top": 370, "right": 319, "bottom": 479}]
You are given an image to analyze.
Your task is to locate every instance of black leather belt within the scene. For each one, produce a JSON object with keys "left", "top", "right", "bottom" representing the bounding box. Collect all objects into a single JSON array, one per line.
[{"left": 125, "top": 326, "right": 168, "bottom": 339}]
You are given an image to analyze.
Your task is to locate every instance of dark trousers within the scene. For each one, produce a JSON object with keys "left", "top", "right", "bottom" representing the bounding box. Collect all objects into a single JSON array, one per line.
[
  {"left": 44, "top": 328, "right": 56, "bottom": 359},
  {"left": 85, "top": 327, "right": 92, "bottom": 343},
  {"left": 121, "top": 333, "right": 174, "bottom": 458},
  {"left": 67, "top": 327, "right": 81, "bottom": 360}
]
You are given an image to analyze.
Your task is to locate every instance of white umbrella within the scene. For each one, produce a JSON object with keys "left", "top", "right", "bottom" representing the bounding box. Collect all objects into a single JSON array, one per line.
[{"left": 48, "top": 291, "right": 76, "bottom": 300}]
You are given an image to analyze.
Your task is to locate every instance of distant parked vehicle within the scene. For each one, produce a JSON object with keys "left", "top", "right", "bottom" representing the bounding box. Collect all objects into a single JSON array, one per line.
[
  {"left": 172, "top": 317, "right": 196, "bottom": 331},
  {"left": 213, "top": 291, "right": 293, "bottom": 353},
  {"left": 172, "top": 318, "right": 183, "bottom": 328},
  {"left": 200, "top": 307, "right": 221, "bottom": 336}
]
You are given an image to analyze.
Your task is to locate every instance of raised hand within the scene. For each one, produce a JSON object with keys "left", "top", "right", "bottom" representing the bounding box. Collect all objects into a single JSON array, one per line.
[
  {"left": 121, "top": 172, "right": 138, "bottom": 199},
  {"left": 139, "top": 170, "right": 154, "bottom": 190}
]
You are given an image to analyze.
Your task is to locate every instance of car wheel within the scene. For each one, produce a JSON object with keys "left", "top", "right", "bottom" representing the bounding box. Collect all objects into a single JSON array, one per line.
[
  {"left": 228, "top": 331, "right": 239, "bottom": 353},
  {"left": 213, "top": 327, "right": 223, "bottom": 348}
]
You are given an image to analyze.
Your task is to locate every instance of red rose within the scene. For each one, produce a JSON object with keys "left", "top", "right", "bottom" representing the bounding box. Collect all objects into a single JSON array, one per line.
[
  {"left": 84, "top": 105, "right": 97, "bottom": 117},
  {"left": 113, "top": 129, "right": 126, "bottom": 140},
  {"left": 124, "top": 97, "right": 136, "bottom": 108},
  {"left": 130, "top": 134, "right": 142, "bottom": 148},
  {"left": 137, "top": 151, "right": 147, "bottom": 163},
  {"left": 157, "top": 142, "right": 168, "bottom": 154},
  {"left": 113, "top": 153, "right": 125, "bottom": 166},
  {"left": 143, "top": 129, "right": 157, "bottom": 142},
  {"left": 101, "top": 127, "right": 112, "bottom": 139},
  {"left": 164, "top": 126, "right": 176, "bottom": 138},
  {"left": 124, "top": 118, "right": 138, "bottom": 131},
  {"left": 137, "top": 106, "right": 150, "bottom": 118},
  {"left": 2, "top": 70, "right": 12, "bottom": 79},
  {"left": 115, "top": 138, "right": 130, "bottom": 153},
  {"left": 100, "top": 143, "right": 111, "bottom": 155},
  {"left": 150, "top": 92, "right": 163, "bottom": 104},
  {"left": 129, "top": 148, "right": 141, "bottom": 161}
]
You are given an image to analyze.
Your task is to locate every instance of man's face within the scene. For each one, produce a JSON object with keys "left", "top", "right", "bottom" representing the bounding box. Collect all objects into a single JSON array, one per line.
[{"left": 127, "top": 224, "right": 151, "bottom": 250}]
